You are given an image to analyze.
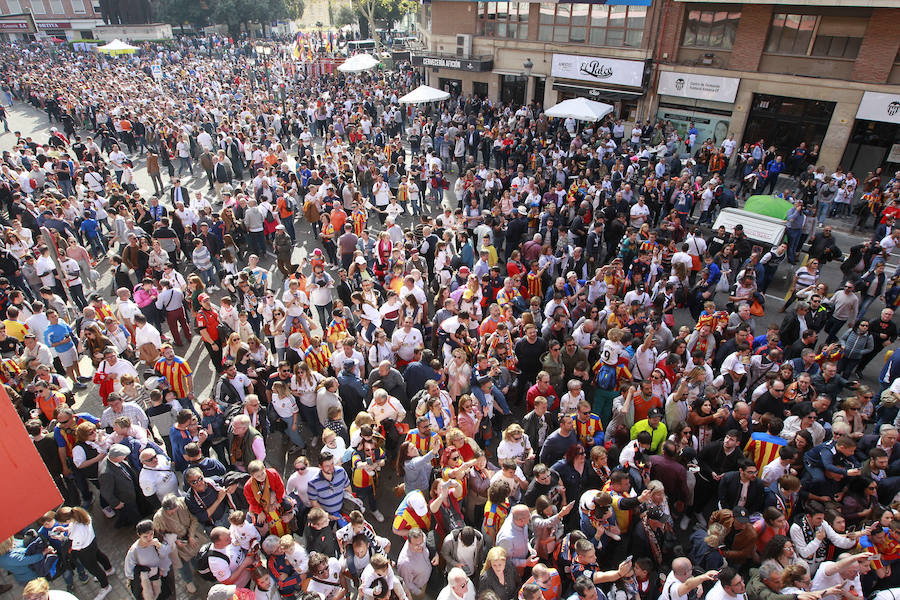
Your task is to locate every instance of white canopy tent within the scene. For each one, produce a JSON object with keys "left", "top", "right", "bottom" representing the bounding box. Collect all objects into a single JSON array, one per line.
[
  {"left": 545, "top": 97, "right": 614, "bottom": 122},
  {"left": 97, "top": 39, "right": 140, "bottom": 54},
  {"left": 398, "top": 84, "right": 450, "bottom": 104},
  {"left": 337, "top": 53, "right": 380, "bottom": 73}
]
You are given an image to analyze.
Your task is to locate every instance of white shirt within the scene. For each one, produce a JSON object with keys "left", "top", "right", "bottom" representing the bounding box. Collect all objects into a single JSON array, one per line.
[
  {"left": 139, "top": 456, "right": 179, "bottom": 501},
  {"left": 208, "top": 542, "right": 247, "bottom": 584},
  {"left": 286, "top": 466, "right": 320, "bottom": 506},
  {"left": 134, "top": 323, "right": 162, "bottom": 348},
  {"left": 811, "top": 561, "right": 861, "bottom": 598},
  {"left": 67, "top": 521, "right": 96, "bottom": 551},
  {"left": 391, "top": 327, "right": 423, "bottom": 362},
  {"left": 706, "top": 581, "right": 745, "bottom": 600},
  {"left": 97, "top": 358, "right": 139, "bottom": 393},
  {"left": 662, "top": 571, "right": 689, "bottom": 600},
  {"left": 271, "top": 391, "right": 299, "bottom": 419}
]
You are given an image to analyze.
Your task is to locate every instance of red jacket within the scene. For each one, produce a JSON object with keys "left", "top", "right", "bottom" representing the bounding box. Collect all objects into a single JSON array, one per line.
[{"left": 243, "top": 468, "right": 285, "bottom": 514}]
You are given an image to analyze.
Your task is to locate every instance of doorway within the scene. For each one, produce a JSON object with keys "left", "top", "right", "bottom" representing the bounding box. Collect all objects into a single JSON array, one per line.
[
  {"left": 743, "top": 93, "right": 835, "bottom": 159},
  {"left": 439, "top": 78, "right": 462, "bottom": 97},
  {"left": 500, "top": 75, "right": 527, "bottom": 107}
]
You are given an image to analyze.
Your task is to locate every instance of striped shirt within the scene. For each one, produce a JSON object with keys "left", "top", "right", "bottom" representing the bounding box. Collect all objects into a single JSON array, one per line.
[
  {"left": 307, "top": 466, "right": 350, "bottom": 515},
  {"left": 574, "top": 414, "right": 604, "bottom": 446},
  {"left": 793, "top": 266, "right": 819, "bottom": 290},
  {"left": 305, "top": 344, "right": 332, "bottom": 374},
  {"left": 155, "top": 356, "right": 194, "bottom": 399}
]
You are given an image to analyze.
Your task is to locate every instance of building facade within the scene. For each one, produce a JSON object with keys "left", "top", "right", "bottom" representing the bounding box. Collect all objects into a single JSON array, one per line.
[
  {"left": 0, "top": 0, "right": 103, "bottom": 41},
  {"left": 417, "top": 0, "right": 900, "bottom": 173}
]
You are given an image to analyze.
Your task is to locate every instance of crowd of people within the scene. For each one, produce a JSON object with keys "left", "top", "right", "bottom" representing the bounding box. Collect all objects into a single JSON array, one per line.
[{"left": 4, "top": 33, "right": 900, "bottom": 600}]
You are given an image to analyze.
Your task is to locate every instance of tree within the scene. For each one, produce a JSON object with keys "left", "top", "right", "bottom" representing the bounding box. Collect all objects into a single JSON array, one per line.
[
  {"left": 284, "top": 0, "right": 305, "bottom": 20},
  {"left": 353, "top": 0, "right": 415, "bottom": 51},
  {"left": 156, "top": 0, "right": 213, "bottom": 30},
  {"left": 211, "top": 0, "right": 289, "bottom": 38},
  {"left": 335, "top": 4, "right": 356, "bottom": 27}
]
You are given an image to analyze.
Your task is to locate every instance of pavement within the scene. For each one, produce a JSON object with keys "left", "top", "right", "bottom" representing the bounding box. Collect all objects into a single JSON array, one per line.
[{"left": 0, "top": 101, "right": 895, "bottom": 598}]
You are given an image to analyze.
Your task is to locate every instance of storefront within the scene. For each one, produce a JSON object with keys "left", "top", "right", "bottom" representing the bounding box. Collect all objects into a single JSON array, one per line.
[
  {"left": 841, "top": 91, "right": 900, "bottom": 177},
  {"left": 411, "top": 53, "right": 494, "bottom": 98},
  {"left": 549, "top": 53, "right": 647, "bottom": 121},
  {"left": 655, "top": 71, "right": 739, "bottom": 155},
  {"left": 742, "top": 94, "right": 836, "bottom": 160}
]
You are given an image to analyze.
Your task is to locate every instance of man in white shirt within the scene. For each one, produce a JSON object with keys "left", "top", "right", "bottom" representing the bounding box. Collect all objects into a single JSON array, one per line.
[
  {"left": 706, "top": 567, "right": 746, "bottom": 600},
  {"left": 95, "top": 346, "right": 140, "bottom": 394},
  {"left": 661, "top": 557, "right": 718, "bottom": 600},
  {"left": 206, "top": 526, "right": 254, "bottom": 587},
  {"left": 138, "top": 448, "right": 179, "bottom": 502},
  {"left": 811, "top": 553, "right": 870, "bottom": 599},
  {"left": 330, "top": 340, "right": 365, "bottom": 377},
  {"left": 391, "top": 317, "right": 423, "bottom": 366}
]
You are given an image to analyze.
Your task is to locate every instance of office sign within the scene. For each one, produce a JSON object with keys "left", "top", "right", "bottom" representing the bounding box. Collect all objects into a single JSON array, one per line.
[
  {"left": 657, "top": 71, "right": 739, "bottom": 103},
  {"left": 410, "top": 54, "right": 493, "bottom": 72},
  {"left": 551, "top": 53, "right": 644, "bottom": 88},
  {"left": 857, "top": 91, "right": 900, "bottom": 125}
]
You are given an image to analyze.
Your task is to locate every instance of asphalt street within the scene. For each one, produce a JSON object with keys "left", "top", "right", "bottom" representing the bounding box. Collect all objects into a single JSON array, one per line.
[{"left": 1, "top": 100, "right": 896, "bottom": 598}]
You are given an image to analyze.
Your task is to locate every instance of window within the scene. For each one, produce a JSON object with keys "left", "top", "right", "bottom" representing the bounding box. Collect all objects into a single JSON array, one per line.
[
  {"left": 6, "top": 0, "right": 22, "bottom": 12},
  {"left": 478, "top": 2, "right": 529, "bottom": 40},
  {"left": 29, "top": 0, "right": 46, "bottom": 14},
  {"left": 682, "top": 9, "right": 741, "bottom": 50},
  {"left": 539, "top": 2, "right": 643, "bottom": 47},
  {"left": 765, "top": 13, "right": 863, "bottom": 59},
  {"left": 73, "top": 0, "right": 87, "bottom": 13},
  {"left": 48, "top": 0, "right": 63, "bottom": 12}
]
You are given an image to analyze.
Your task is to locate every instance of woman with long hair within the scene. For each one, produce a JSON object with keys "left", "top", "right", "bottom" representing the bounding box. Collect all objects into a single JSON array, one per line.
[
  {"left": 479, "top": 546, "right": 521, "bottom": 600},
  {"left": 293, "top": 362, "right": 324, "bottom": 444},
  {"left": 54, "top": 506, "right": 113, "bottom": 597},
  {"left": 83, "top": 324, "right": 114, "bottom": 367},
  {"left": 395, "top": 438, "right": 439, "bottom": 496}
]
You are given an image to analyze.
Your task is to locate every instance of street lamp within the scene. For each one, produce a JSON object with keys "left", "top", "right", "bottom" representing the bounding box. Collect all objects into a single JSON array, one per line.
[
  {"left": 255, "top": 44, "right": 273, "bottom": 98},
  {"left": 523, "top": 58, "right": 533, "bottom": 77}
]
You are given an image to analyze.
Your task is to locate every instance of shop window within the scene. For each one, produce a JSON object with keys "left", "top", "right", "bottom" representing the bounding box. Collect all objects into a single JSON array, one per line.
[
  {"left": 539, "top": 2, "right": 643, "bottom": 47},
  {"left": 478, "top": 2, "right": 528, "bottom": 40},
  {"left": 766, "top": 13, "right": 863, "bottom": 59},
  {"left": 682, "top": 9, "right": 741, "bottom": 50}
]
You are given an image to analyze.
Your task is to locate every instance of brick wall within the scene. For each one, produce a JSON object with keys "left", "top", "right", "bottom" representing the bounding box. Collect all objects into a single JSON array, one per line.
[
  {"left": 853, "top": 8, "right": 900, "bottom": 84},
  {"left": 430, "top": 1, "right": 477, "bottom": 37},
  {"left": 656, "top": 0, "right": 684, "bottom": 64},
  {"left": 727, "top": 3, "right": 772, "bottom": 72}
]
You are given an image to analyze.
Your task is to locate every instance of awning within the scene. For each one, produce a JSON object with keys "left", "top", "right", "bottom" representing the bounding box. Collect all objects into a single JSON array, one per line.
[
  {"left": 552, "top": 82, "right": 643, "bottom": 100},
  {"left": 493, "top": 69, "right": 526, "bottom": 77}
]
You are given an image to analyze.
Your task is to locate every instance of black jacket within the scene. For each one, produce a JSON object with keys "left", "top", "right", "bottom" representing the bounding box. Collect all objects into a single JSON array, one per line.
[
  {"left": 718, "top": 470, "right": 765, "bottom": 514},
  {"left": 522, "top": 409, "right": 559, "bottom": 454}
]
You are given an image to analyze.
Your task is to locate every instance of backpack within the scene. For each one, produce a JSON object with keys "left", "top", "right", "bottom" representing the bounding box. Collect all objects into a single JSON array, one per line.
[
  {"left": 596, "top": 363, "right": 618, "bottom": 391},
  {"left": 196, "top": 542, "right": 229, "bottom": 582}
]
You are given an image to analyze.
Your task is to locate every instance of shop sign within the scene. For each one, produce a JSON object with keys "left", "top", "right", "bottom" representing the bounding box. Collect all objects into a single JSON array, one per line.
[
  {"left": 0, "top": 22, "right": 30, "bottom": 30},
  {"left": 657, "top": 71, "right": 739, "bottom": 103},
  {"left": 37, "top": 22, "right": 72, "bottom": 29},
  {"left": 857, "top": 91, "right": 900, "bottom": 125},
  {"left": 551, "top": 53, "right": 644, "bottom": 88},
  {"left": 410, "top": 54, "right": 493, "bottom": 72}
]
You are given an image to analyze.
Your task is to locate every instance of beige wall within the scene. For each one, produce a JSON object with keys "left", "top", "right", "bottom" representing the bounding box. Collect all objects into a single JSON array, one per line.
[{"left": 654, "top": 66, "right": 899, "bottom": 173}]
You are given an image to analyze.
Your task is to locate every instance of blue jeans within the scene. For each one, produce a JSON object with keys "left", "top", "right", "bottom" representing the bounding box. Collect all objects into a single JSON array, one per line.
[
  {"left": 858, "top": 294, "right": 877, "bottom": 321},
  {"left": 298, "top": 403, "right": 322, "bottom": 437},
  {"left": 817, "top": 202, "right": 831, "bottom": 225},
  {"left": 86, "top": 234, "right": 106, "bottom": 257},
  {"left": 786, "top": 228, "right": 803, "bottom": 263},
  {"left": 280, "top": 412, "right": 306, "bottom": 450},
  {"left": 177, "top": 157, "right": 193, "bottom": 175},
  {"left": 280, "top": 216, "right": 296, "bottom": 241},
  {"left": 410, "top": 194, "right": 422, "bottom": 216},
  {"left": 196, "top": 267, "right": 217, "bottom": 287}
]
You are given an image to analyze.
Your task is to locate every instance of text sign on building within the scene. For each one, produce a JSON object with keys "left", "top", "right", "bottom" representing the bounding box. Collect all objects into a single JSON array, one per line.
[
  {"left": 657, "top": 71, "right": 739, "bottom": 103},
  {"left": 410, "top": 54, "right": 493, "bottom": 72},
  {"left": 551, "top": 54, "right": 644, "bottom": 89},
  {"left": 0, "top": 21, "right": 30, "bottom": 30},
  {"left": 857, "top": 91, "right": 900, "bottom": 125}
]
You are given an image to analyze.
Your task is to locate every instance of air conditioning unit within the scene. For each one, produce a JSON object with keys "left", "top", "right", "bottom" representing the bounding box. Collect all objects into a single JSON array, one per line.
[{"left": 456, "top": 34, "right": 472, "bottom": 58}]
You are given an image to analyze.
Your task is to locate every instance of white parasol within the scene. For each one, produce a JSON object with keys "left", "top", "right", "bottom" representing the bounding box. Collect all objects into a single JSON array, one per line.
[
  {"left": 544, "top": 97, "right": 614, "bottom": 122},
  {"left": 398, "top": 84, "right": 450, "bottom": 104},
  {"left": 97, "top": 39, "right": 140, "bottom": 55},
  {"left": 337, "top": 53, "right": 380, "bottom": 73}
]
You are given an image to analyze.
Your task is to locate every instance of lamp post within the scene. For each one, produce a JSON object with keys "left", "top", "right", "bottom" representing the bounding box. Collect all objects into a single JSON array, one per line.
[{"left": 255, "top": 44, "right": 273, "bottom": 98}]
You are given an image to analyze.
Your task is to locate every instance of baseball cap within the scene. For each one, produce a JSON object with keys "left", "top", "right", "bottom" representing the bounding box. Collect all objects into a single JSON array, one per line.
[
  {"left": 648, "top": 407, "right": 664, "bottom": 419},
  {"left": 733, "top": 506, "right": 750, "bottom": 524},
  {"left": 197, "top": 293, "right": 210, "bottom": 303},
  {"left": 408, "top": 491, "right": 428, "bottom": 516},
  {"left": 108, "top": 444, "right": 130, "bottom": 459}
]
